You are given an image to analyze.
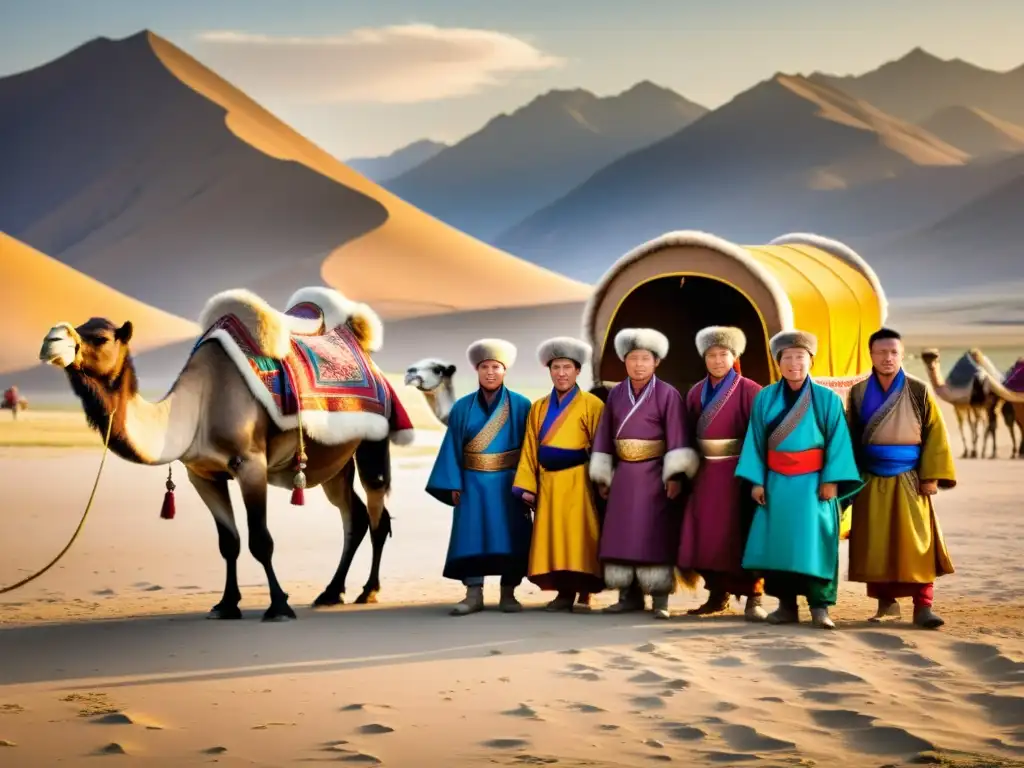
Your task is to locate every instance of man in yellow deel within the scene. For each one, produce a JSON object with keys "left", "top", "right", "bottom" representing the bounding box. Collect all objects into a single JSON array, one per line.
[{"left": 513, "top": 337, "right": 606, "bottom": 612}]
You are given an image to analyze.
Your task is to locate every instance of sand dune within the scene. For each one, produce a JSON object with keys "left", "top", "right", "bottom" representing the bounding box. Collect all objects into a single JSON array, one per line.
[
  {"left": 918, "top": 105, "right": 1024, "bottom": 158},
  {"left": 0, "top": 31, "right": 589, "bottom": 321},
  {"left": 0, "top": 414, "right": 1021, "bottom": 765},
  {"left": 0, "top": 232, "right": 197, "bottom": 375}
]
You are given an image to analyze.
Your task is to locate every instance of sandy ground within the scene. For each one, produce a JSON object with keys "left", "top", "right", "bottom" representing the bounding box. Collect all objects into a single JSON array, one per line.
[{"left": 0, "top": 404, "right": 1022, "bottom": 767}]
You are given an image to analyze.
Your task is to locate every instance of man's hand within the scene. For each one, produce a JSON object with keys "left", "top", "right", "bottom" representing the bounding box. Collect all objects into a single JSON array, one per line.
[
  {"left": 521, "top": 491, "right": 537, "bottom": 508},
  {"left": 666, "top": 479, "right": 682, "bottom": 500},
  {"left": 819, "top": 482, "right": 838, "bottom": 501},
  {"left": 452, "top": 490, "right": 461, "bottom": 506},
  {"left": 751, "top": 485, "right": 766, "bottom": 505},
  {"left": 597, "top": 484, "right": 610, "bottom": 500},
  {"left": 919, "top": 479, "right": 938, "bottom": 496}
]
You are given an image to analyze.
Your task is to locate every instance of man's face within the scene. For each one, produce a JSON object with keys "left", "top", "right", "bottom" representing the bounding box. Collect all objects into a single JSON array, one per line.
[
  {"left": 624, "top": 349, "right": 657, "bottom": 381},
  {"left": 704, "top": 346, "right": 735, "bottom": 379},
  {"left": 477, "top": 360, "right": 505, "bottom": 390},
  {"left": 779, "top": 347, "right": 811, "bottom": 382},
  {"left": 549, "top": 358, "right": 579, "bottom": 392},
  {"left": 871, "top": 338, "right": 903, "bottom": 376}
]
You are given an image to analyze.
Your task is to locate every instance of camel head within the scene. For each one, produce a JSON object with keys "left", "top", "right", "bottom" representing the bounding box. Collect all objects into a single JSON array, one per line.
[
  {"left": 40, "top": 318, "right": 134, "bottom": 380},
  {"left": 404, "top": 358, "right": 456, "bottom": 393},
  {"left": 919, "top": 348, "right": 940, "bottom": 369}
]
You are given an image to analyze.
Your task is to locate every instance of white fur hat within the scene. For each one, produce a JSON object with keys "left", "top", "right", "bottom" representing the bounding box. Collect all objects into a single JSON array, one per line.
[
  {"left": 696, "top": 326, "right": 747, "bottom": 358},
  {"left": 537, "top": 336, "right": 591, "bottom": 367},
  {"left": 467, "top": 338, "right": 517, "bottom": 369},
  {"left": 613, "top": 328, "right": 669, "bottom": 361},
  {"left": 769, "top": 329, "right": 818, "bottom": 360}
]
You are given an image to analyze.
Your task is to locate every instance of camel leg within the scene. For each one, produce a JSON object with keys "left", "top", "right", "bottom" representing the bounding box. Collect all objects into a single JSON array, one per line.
[
  {"left": 354, "top": 438, "right": 392, "bottom": 604},
  {"left": 187, "top": 470, "right": 243, "bottom": 620},
  {"left": 954, "top": 408, "right": 969, "bottom": 459},
  {"left": 967, "top": 409, "right": 980, "bottom": 458},
  {"left": 313, "top": 461, "right": 368, "bottom": 607},
  {"left": 236, "top": 456, "right": 295, "bottom": 621}
]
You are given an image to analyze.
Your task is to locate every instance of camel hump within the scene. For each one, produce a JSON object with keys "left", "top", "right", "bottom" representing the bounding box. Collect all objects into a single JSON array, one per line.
[{"left": 285, "top": 287, "right": 383, "bottom": 354}]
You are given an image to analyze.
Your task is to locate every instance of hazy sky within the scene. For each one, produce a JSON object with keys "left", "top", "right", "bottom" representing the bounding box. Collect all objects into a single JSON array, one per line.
[{"left": 3, "top": 0, "right": 1023, "bottom": 158}]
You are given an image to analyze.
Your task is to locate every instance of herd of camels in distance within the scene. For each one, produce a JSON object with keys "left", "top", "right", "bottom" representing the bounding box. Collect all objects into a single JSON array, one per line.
[{"left": 8, "top": 228, "right": 1024, "bottom": 621}]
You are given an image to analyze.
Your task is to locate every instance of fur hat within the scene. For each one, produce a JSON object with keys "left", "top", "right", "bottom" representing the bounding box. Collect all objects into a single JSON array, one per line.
[
  {"left": 613, "top": 328, "right": 669, "bottom": 361},
  {"left": 696, "top": 326, "right": 747, "bottom": 358},
  {"left": 769, "top": 330, "right": 818, "bottom": 360},
  {"left": 537, "top": 336, "right": 591, "bottom": 367},
  {"left": 467, "top": 338, "right": 517, "bottom": 370}
]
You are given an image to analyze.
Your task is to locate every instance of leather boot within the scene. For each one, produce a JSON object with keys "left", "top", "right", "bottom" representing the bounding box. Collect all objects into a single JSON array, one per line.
[
  {"left": 603, "top": 587, "right": 645, "bottom": 613},
  {"left": 688, "top": 590, "right": 730, "bottom": 615},
  {"left": 651, "top": 594, "right": 671, "bottom": 620},
  {"left": 767, "top": 597, "right": 800, "bottom": 625},
  {"left": 810, "top": 607, "right": 836, "bottom": 630},
  {"left": 499, "top": 585, "right": 522, "bottom": 613},
  {"left": 869, "top": 598, "right": 901, "bottom": 622},
  {"left": 744, "top": 594, "right": 768, "bottom": 622},
  {"left": 450, "top": 585, "right": 484, "bottom": 616},
  {"left": 913, "top": 605, "right": 944, "bottom": 629},
  {"left": 545, "top": 591, "right": 575, "bottom": 612}
]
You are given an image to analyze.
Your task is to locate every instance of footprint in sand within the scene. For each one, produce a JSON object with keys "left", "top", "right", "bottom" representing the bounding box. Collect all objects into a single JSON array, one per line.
[
  {"left": 202, "top": 746, "right": 228, "bottom": 754},
  {"left": 807, "top": 708, "right": 877, "bottom": 730},
  {"left": 715, "top": 702, "right": 740, "bottom": 713},
  {"left": 503, "top": 704, "right": 543, "bottom": 721},
  {"left": 854, "top": 631, "right": 911, "bottom": 651},
  {"left": 482, "top": 738, "right": 531, "bottom": 749},
  {"left": 757, "top": 697, "right": 784, "bottom": 704},
  {"left": 953, "top": 641, "right": 1024, "bottom": 683},
  {"left": 629, "top": 670, "right": 671, "bottom": 685},
  {"left": 94, "top": 742, "right": 128, "bottom": 755},
  {"left": 659, "top": 723, "right": 707, "bottom": 741},
  {"left": 0, "top": 704, "right": 25, "bottom": 715},
  {"left": 703, "top": 750, "right": 761, "bottom": 763},
  {"left": 357, "top": 723, "right": 395, "bottom": 735},
  {"left": 630, "top": 696, "right": 666, "bottom": 710},
  {"left": 710, "top": 656, "right": 745, "bottom": 668},
  {"left": 769, "top": 664, "right": 865, "bottom": 688},
  {"left": 565, "top": 702, "right": 605, "bottom": 713},
  {"left": 598, "top": 724, "right": 621, "bottom": 731},
  {"left": 91, "top": 588, "right": 115, "bottom": 597},
  {"left": 842, "top": 725, "right": 935, "bottom": 755},
  {"left": 754, "top": 645, "right": 825, "bottom": 664},
  {"left": 340, "top": 703, "right": 392, "bottom": 713},
  {"left": 968, "top": 693, "right": 1024, "bottom": 727},
  {"left": 801, "top": 690, "right": 854, "bottom": 704},
  {"left": 716, "top": 723, "right": 796, "bottom": 752}
]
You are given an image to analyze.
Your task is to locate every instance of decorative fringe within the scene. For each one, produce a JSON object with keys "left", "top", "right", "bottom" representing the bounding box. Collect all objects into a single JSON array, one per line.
[
  {"left": 290, "top": 485, "right": 305, "bottom": 505},
  {"left": 292, "top": 393, "right": 307, "bottom": 506},
  {"left": 160, "top": 465, "right": 176, "bottom": 520}
]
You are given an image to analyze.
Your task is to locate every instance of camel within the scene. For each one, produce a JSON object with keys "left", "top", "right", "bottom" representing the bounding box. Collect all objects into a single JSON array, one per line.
[
  {"left": 2, "top": 386, "right": 28, "bottom": 419},
  {"left": 920, "top": 349, "right": 987, "bottom": 458},
  {"left": 404, "top": 358, "right": 457, "bottom": 425},
  {"left": 969, "top": 351, "right": 1024, "bottom": 458},
  {"left": 38, "top": 287, "right": 413, "bottom": 621}
]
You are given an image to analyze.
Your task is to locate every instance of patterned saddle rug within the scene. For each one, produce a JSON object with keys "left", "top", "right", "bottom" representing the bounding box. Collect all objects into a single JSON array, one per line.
[
  {"left": 1005, "top": 360, "right": 1024, "bottom": 394},
  {"left": 195, "top": 288, "right": 414, "bottom": 446}
]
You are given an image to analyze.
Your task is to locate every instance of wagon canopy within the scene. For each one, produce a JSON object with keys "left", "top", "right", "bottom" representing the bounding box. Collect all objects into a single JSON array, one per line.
[{"left": 582, "top": 230, "right": 888, "bottom": 392}]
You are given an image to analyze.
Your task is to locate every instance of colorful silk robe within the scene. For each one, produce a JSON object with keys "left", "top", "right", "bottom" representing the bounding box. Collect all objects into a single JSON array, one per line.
[
  {"left": 679, "top": 370, "right": 762, "bottom": 575},
  {"left": 512, "top": 385, "right": 606, "bottom": 593},
  {"left": 426, "top": 385, "right": 533, "bottom": 581},
  {"left": 591, "top": 376, "right": 691, "bottom": 565},
  {"left": 846, "top": 370, "right": 956, "bottom": 584},
  {"left": 736, "top": 378, "right": 862, "bottom": 582}
]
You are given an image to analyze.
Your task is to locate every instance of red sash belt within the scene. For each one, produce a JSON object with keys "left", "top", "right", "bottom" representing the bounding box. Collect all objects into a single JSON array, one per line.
[{"left": 767, "top": 448, "right": 824, "bottom": 476}]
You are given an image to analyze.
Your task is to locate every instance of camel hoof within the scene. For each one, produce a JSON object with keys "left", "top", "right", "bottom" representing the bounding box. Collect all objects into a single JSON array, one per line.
[
  {"left": 207, "top": 604, "right": 243, "bottom": 620},
  {"left": 355, "top": 589, "right": 379, "bottom": 604},
  {"left": 312, "top": 591, "right": 344, "bottom": 608},
  {"left": 262, "top": 603, "right": 297, "bottom": 622}
]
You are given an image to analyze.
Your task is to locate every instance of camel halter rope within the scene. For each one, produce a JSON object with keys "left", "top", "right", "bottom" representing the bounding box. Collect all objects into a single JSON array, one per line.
[{"left": 0, "top": 403, "right": 118, "bottom": 595}]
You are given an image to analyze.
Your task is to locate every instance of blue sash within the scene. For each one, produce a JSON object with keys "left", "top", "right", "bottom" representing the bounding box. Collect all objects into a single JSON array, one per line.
[{"left": 862, "top": 443, "right": 921, "bottom": 476}]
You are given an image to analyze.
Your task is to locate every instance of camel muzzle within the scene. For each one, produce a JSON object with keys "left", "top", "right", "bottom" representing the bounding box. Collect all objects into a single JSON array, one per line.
[
  {"left": 404, "top": 373, "right": 423, "bottom": 387},
  {"left": 39, "top": 335, "right": 77, "bottom": 368}
]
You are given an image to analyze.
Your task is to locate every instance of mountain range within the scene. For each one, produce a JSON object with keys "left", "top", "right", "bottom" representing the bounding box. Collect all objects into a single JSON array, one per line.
[
  {"left": 345, "top": 139, "right": 448, "bottom": 182},
  {"left": 379, "top": 82, "right": 708, "bottom": 241}
]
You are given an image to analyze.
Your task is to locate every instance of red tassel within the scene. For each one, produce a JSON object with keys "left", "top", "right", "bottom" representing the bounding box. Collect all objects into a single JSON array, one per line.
[
  {"left": 290, "top": 486, "right": 305, "bottom": 506},
  {"left": 160, "top": 490, "right": 176, "bottom": 520},
  {"left": 733, "top": 358, "right": 742, "bottom": 374},
  {"left": 291, "top": 450, "right": 307, "bottom": 507},
  {"left": 160, "top": 466, "right": 176, "bottom": 520}
]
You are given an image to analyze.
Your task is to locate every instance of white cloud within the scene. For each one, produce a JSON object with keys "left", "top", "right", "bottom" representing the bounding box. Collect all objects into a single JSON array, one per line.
[{"left": 193, "top": 25, "right": 565, "bottom": 104}]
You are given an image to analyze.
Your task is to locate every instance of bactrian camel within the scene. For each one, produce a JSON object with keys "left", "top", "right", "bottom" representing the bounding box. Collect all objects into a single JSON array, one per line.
[
  {"left": 404, "top": 358, "right": 457, "bottom": 425},
  {"left": 920, "top": 349, "right": 1019, "bottom": 459},
  {"left": 39, "top": 287, "right": 413, "bottom": 621}
]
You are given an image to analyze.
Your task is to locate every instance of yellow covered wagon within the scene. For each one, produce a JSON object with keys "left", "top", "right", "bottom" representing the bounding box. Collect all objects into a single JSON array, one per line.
[{"left": 582, "top": 230, "right": 890, "bottom": 539}]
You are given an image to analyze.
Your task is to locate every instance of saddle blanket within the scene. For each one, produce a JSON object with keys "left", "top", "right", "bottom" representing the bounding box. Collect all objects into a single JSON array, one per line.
[
  {"left": 195, "top": 291, "right": 414, "bottom": 447},
  {"left": 1005, "top": 360, "right": 1024, "bottom": 394}
]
